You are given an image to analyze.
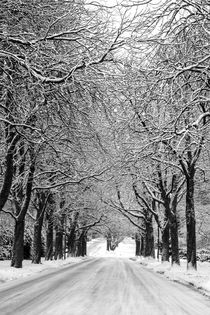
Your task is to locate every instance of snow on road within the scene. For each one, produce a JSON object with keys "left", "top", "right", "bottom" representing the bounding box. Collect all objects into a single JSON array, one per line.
[
  {"left": 1, "top": 255, "right": 210, "bottom": 314},
  {"left": 0, "top": 238, "right": 210, "bottom": 314},
  {"left": 87, "top": 237, "right": 136, "bottom": 258},
  {"left": 1, "top": 238, "right": 210, "bottom": 314}
]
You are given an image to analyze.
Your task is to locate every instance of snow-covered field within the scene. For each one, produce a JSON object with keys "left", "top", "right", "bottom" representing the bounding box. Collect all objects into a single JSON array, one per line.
[{"left": 1, "top": 237, "right": 210, "bottom": 299}]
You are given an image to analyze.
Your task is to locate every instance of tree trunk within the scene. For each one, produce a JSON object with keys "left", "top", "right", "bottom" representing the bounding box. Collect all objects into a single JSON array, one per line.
[
  {"left": 11, "top": 220, "right": 24, "bottom": 268},
  {"left": 162, "top": 222, "right": 170, "bottom": 262},
  {"left": 135, "top": 233, "right": 141, "bottom": 256},
  {"left": 170, "top": 200, "right": 180, "bottom": 265},
  {"left": 45, "top": 194, "right": 55, "bottom": 261},
  {"left": 54, "top": 226, "right": 63, "bottom": 260},
  {"left": 140, "top": 236, "right": 145, "bottom": 256},
  {"left": 76, "top": 231, "right": 87, "bottom": 257},
  {"left": 32, "top": 212, "right": 45, "bottom": 264},
  {"left": 45, "top": 215, "right": 53, "bottom": 260},
  {"left": 67, "top": 212, "right": 79, "bottom": 256},
  {"left": 68, "top": 228, "right": 77, "bottom": 256},
  {"left": 0, "top": 88, "right": 20, "bottom": 213},
  {"left": 0, "top": 136, "right": 18, "bottom": 211},
  {"left": 186, "top": 175, "right": 196, "bottom": 269},
  {"left": 107, "top": 239, "right": 112, "bottom": 251},
  {"left": 32, "top": 191, "right": 49, "bottom": 263},
  {"left": 145, "top": 215, "right": 155, "bottom": 258},
  {"left": 157, "top": 226, "right": 160, "bottom": 260},
  {"left": 107, "top": 233, "right": 112, "bottom": 251},
  {"left": 11, "top": 146, "right": 35, "bottom": 268},
  {"left": 81, "top": 233, "right": 87, "bottom": 256}
]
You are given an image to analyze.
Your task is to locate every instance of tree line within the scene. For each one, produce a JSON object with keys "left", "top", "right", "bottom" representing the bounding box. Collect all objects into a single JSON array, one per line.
[{"left": 0, "top": 0, "right": 210, "bottom": 270}]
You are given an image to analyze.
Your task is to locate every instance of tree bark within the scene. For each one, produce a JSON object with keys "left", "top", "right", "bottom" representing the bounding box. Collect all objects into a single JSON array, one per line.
[
  {"left": 145, "top": 215, "right": 155, "bottom": 258},
  {"left": 45, "top": 194, "right": 55, "bottom": 261},
  {"left": 11, "top": 147, "right": 35, "bottom": 267},
  {"left": 45, "top": 215, "right": 53, "bottom": 260},
  {"left": 81, "top": 232, "right": 87, "bottom": 256},
  {"left": 140, "top": 236, "right": 145, "bottom": 256},
  {"left": 107, "top": 232, "right": 112, "bottom": 251},
  {"left": 170, "top": 217, "right": 180, "bottom": 265},
  {"left": 162, "top": 221, "right": 170, "bottom": 262},
  {"left": 67, "top": 212, "right": 79, "bottom": 256},
  {"left": 54, "top": 226, "right": 63, "bottom": 260},
  {"left": 157, "top": 170, "right": 180, "bottom": 264},
  {"left": 32, "top": 209, "right": 45, "bottom": 264},
  {"left": 107, "top": 238, "right": 112, "bottom": 251},
  {"left": 170, "top": 197, "right": 180, "bottom": 265},
  {"left": 76, "top": 231, "right": 87, "bottom": 257},
  {"left": 32, "top": 191, "right": 49, "bottom": 264},
  {"left": 135, "top": 232, "right": 141, "bottom": 256},
  {"left": 32, "top": 221, "right": 43, "bottom": 264},
  {"left": 157, "top": 226, "right": 160, "bottom": 260},
  {"left": 11, "top": 220, "right": 24, "bottom": 268},
  {"left": 0, "top": 87, "right": 20, "bottom": 212},
  {"left": 0, "top": 134, "right": 19, "bottom": 212},
  {"left": 68, "top": 229, "right": 77, "bottom": 256},
  {"left": 186, "top": 175, "right": 196, "bottom": 269}
]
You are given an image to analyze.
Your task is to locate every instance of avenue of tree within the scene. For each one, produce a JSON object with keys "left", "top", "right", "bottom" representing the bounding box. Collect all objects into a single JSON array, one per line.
[{"left": 0, "top": 0, "right": 210, "bottom": 270}]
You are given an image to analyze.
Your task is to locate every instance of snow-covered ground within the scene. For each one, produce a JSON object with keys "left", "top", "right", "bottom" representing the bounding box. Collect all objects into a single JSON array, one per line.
[
  {"left": 2, "top": 253, "right": 210, "bottom": 314},
  {"left": 137, "top": 256, "right": 210, "bottom": 297},
  {"left": 87, "top": 237, "right": 135, "bottom": 258},
  {"left": 0, "top": 256, "right": 84, "bottom": 283},
  {"left": 1, "top": 237, "right": 210, "bottom": 300}
]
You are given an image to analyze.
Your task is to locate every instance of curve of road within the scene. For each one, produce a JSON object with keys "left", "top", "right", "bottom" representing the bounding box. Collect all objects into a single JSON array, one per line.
[{"left": 0, "top": 257, "right": 210, "bottom": 315}]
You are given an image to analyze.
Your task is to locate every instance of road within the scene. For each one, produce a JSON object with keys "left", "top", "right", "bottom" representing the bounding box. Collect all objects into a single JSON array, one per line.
[{"left": 0, "top": 257, "right": 210, "bottom": 315}]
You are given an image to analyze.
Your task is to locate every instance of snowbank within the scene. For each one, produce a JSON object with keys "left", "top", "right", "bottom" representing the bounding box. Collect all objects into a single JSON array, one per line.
[
  {"left": 137, "top": 256, "right": 210, "bottom": 297},
  {"left": 0, "top": 256, "right": 84, "bottom": 283}
]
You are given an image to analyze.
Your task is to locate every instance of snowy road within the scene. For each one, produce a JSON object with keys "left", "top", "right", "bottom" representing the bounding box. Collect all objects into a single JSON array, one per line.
[{"left": 0, "top": 257, "right": 210, "bottom": 315}]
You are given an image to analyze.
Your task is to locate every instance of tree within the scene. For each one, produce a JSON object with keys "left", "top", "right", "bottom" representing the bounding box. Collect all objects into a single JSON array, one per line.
[
  {"left": 11, "top": 144, "right": 35, "bottom": 267},
  {"left": 151, "top": 0, "right": 210, "bottom": 269},
  {"left": 0, "top": 0, "right": 129, "bottom": 266},
  {"left": 122, "top": 0, "right": 210, "bottom": 269},
  {"left": 31, "top": 190, "right": 50, "bottom": 264},
  {"left": 45, "top": 193, "right": 55, "bottom": 261}
]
